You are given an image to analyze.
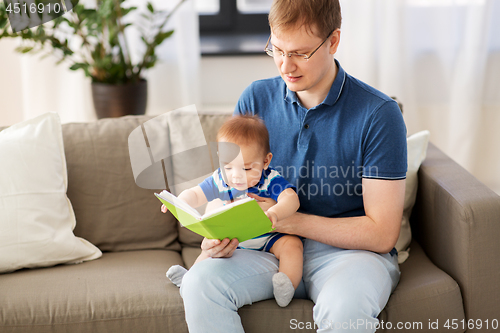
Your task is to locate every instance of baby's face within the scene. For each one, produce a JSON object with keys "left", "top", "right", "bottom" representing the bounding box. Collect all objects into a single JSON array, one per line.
[{"left": 218, "top": 139, "right": 271, "bottom": 191}]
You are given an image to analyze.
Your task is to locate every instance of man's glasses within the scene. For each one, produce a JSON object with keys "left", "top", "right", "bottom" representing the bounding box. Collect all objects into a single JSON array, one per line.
[{"left": 264, "top": 30, "right": 334, "bottom": 62}]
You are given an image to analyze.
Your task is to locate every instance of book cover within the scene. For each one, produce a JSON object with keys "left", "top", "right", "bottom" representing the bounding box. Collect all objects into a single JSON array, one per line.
[{"left": 155, "top": 190, "right": 274, "bottom": 243}]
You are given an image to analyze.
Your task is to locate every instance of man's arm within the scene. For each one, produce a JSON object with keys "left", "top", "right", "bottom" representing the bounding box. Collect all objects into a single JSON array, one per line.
[{"left": 273, "top": 178, "right": 405, "bottom": 254}]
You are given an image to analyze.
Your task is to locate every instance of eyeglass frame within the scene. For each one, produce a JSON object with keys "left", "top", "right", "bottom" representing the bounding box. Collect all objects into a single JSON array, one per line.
[{"left": 264, "top": 30, "right": 335, "bottom": 61}]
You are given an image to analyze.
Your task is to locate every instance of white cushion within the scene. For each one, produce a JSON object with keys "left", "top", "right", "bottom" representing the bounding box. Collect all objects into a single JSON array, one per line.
[
  {"left": 0, "top": 113, "right": 101, "bottom": 274},
  {"left": 396, "top": 130, "right": 430, "bottom": 263}
]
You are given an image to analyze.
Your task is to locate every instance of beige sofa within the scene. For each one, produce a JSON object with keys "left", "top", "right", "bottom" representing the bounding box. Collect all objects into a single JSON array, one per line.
[{"left": 1, "top": 114, "right": 499, "bottom": 333}]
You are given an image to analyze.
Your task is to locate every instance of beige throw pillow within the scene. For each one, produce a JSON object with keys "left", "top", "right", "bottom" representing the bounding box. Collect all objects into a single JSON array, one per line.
[
  {"left": 396, "top": 130, "right": 430, "bottom": 263},
  {"left": 0, "top": 113, "right": 102, "bottom": 274}
]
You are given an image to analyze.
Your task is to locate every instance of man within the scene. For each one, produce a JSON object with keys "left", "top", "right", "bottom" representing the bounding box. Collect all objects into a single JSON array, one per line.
[{"left": 180, "top": 1, "right": 407, "bottom": 332}]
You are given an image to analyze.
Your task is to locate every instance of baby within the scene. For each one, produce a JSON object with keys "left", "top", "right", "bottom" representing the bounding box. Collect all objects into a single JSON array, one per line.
[{"left": 162, "top": 115, "right": 303, "bottom": 307}]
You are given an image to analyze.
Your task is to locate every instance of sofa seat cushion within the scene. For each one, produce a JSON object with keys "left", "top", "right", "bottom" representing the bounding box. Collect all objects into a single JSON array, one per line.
[
  {"left": 380, "top": 240, "right": 466, "bottom": 332},
  {"left": 181, "top": 246, "right": 202, "bottom": 269},
  {"left": 0, "top": 250, "right": 187, "bottom": 333}
]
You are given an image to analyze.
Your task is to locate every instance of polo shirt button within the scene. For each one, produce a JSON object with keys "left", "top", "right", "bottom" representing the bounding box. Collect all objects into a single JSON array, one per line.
[{"left": 304, "top": 124, "right": 310, "bottom": 129}]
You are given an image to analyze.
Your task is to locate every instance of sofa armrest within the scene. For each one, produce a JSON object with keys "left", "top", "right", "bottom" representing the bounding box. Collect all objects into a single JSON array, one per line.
[{"left": 412, "top": 143, "right": 500, "bottom": 326}]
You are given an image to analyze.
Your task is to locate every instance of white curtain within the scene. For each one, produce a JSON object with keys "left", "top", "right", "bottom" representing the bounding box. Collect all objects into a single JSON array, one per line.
[
  {"left": 336, "top": 0, "right": 500, "bottom": 194},
  {"left": 0, "top": 0, "right": 200, "bottom": 125}
]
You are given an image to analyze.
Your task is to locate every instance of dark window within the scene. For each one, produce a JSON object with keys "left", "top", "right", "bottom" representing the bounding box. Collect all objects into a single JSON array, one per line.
[{"left": 196, "top": 0, "right": 272, "bottom": 56}]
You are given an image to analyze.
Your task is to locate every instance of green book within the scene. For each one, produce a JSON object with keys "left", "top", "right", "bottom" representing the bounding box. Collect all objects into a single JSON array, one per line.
[{"left": 155, "top": 190, "right": 274, "bottom": 243}]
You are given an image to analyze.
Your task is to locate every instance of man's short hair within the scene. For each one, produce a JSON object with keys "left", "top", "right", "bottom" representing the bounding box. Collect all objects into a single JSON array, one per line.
[
  {"left": 269, "top": 0, "right": 342, "bottom": 38},
  {"left": 217, "top": 115, "right": 271, "bottom": 157}
]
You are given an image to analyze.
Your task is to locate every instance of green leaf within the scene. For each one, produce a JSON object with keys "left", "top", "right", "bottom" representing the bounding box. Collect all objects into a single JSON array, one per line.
[
  {"left": 15, "top": 46, "right": 34, "bottom": 53},
  {"left": 39, "top": 53, "right": 51, "bottom": 60},
  {"left": 145, "top": 54, "right": 157, "bottom": 68},
  {"left": 108, "top": 26, "right": 119, "bottom": 45},
  {"left": 69, "top": 63, "right": 87, "bottom": 71},
  {"left": 121, "top": 6, "right": 137, "bottom": 16},
  {"left": 147, "top": 2, "right": 154, "bottom": 13},
  {"left": 0, "top": 18, "right": 8, "bottom": 30},
  {"left": 155, "top": 29, "right": 174, "bottom": 45},
  {"left": 82, "top": 9, "right": 97, "bottom": 17},
  {"left": 62, "top": 47, "right": 74, "bottom": 56},
  {"left": 36, "top": 25, "right": 44, "bottom": 37}
]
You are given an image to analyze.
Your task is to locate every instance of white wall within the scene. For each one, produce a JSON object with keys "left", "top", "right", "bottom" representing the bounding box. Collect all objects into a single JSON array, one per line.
[
  {"left": 199, "top": 55, "right": 277, "bottom": 113},
  {"left": 0, "top": 39, "right": 24, "bottom": 126}
]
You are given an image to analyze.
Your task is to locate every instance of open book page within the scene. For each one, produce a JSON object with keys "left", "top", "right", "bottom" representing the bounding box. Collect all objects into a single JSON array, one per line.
[
  {"left": 155, "top": 191, "right": 273, "bottom": 242},
  {"left": 201, "top": 196, "right": 254, "bottom": 219},
  {"left": 156, "top": 190, "right": 202, "bottom": 219}
]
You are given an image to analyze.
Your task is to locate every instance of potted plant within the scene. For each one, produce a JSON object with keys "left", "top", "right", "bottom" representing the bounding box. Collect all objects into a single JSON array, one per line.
[{"left": 0, "top": 0, "right": 186, "bottom": 118}]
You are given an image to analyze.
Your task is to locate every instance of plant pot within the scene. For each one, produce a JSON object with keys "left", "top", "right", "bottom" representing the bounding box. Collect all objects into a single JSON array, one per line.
[{"left": 91, "top": 79, "right": 148, "bottom": 119}]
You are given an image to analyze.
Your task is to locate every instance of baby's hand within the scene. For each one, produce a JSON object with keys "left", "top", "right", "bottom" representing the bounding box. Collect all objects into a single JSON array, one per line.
[
  {"left": 161, "top": 204, "right": 168, "bottom": 213},
  {"left": 247, "top": 193, "right": 277, "bottom": 212},
  {"left": 266, "top": 210, "right": 278, "bottom": 228}
]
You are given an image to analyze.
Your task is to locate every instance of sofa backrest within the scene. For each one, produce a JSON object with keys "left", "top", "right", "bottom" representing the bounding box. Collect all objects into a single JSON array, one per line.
[
  {"left": 62, "top": 115, "right": 181, "bottom": 252},
  {"left": 175, "top": 113, "right": 230, "bottom": 247},
  {"left": 62, "top": 113, "right": 230, "bottom": 251},
  {"left": 1, "top": 113, "right": 235, "bottom": 251}
]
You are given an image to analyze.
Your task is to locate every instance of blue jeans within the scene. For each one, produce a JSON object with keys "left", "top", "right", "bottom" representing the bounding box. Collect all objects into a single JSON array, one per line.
[{"left": 180, "top": 239, "right": 400, "bottom": 333}]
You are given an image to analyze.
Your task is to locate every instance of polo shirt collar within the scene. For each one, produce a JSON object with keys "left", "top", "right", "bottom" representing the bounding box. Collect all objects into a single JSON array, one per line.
[
  {"left": 284, "top": 58, "right": 346, "bottom": 108},
  {"left": 218, "top": 169, "right": 230, "bottom": 188},
  {"left": 255, "top": 168, "right": 269, "bottom": 188},
  {"left": 284, "top": 85, "right": 301, "bottom": 105}
]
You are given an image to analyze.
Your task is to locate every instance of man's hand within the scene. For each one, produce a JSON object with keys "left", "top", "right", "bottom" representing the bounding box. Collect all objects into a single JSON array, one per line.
[
  {"left": 161, "top": 204, "right": 168, "bottom": 213},
  {"left": 270, "top": 211, "right": 302, "bottom": 234},
  {"left": 265, "top": 210, "right": 278, "bottom": 228},
  {"left": 200, "top": 237, "right": 239, "bottom": 259}
]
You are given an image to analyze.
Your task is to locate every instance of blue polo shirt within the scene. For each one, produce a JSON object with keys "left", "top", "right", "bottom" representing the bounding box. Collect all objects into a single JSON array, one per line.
[{"left": 234, "top": 59, "right": 407, "bottom": 219}]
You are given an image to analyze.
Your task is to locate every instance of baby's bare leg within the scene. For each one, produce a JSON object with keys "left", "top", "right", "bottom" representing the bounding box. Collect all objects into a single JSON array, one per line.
[
  {"left": 269, "top": 235, "right": 304, "bottom": 307},
  {"left": 270, "top": 235, "right": 304, "bottom": 288},
  {"left": 194, "top": 251, "right": 210, "bottom": 264}
]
